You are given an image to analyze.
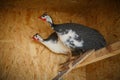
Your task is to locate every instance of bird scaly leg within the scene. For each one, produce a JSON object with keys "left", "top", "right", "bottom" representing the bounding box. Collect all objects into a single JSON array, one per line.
[{"left": 59, "top": 51, "right": 73, "bottom": 71}]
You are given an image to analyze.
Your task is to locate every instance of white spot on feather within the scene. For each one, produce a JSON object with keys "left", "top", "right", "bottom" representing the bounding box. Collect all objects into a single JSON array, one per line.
[
  {"left": 58, "top": 30, "right": 84, "bottom": 48},
  {"left": 43, "top": 40, "right": 69, "bottom": 54}
]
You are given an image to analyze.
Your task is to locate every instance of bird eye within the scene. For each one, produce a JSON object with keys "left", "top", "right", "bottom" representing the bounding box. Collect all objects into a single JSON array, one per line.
[
  {"left": 42, "top": 15, "right": 46, "bottom": 17},
  {"left": 37, "top": 35, "right": 39, "bottom": 38}
]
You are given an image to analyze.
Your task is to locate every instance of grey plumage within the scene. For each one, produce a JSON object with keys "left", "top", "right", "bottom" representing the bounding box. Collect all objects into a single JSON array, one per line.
[{"left": 53, "top": 23, "right": 106, "bottom": 55}]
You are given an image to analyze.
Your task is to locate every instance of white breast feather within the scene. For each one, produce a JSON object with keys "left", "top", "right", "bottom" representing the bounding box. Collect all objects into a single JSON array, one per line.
[
  {"left": 37, "top": 35, "right": 69, "bottom": 54},
  {"left": 42, "top": 40, "right": 69, "bottom": 54}
]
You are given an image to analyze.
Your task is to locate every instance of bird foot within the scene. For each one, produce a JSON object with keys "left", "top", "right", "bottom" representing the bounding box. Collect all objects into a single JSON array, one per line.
[
  {"left": 58, "top": 56, "right": 79, "bottom": 72},
  {"left": 58, "top": 60, "right": 71, "bottom": 72}
]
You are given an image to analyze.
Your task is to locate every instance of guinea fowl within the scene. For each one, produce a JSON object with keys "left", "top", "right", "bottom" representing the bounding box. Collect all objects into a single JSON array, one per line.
[
  {"left": 33, "top": 32, "right": 70, "bottom": 54},
  {"left": 39, "top": 13, "right": 106, "bottom": 56}
]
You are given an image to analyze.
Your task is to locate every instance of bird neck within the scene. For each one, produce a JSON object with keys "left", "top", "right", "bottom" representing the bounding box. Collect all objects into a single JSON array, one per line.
[
  {"left": 48, "top": 21, "right": 53, "bottom": 26},
  {"left": 37, "top": 36, "right": 43, "bottom": 42},
  {"left": 47, "top": 21, "right": 56, "bottom": 30},
  {"left": 47, "top": 16, "right": 53, "bottom": 25},
  {"left": 46, "top": 16, "right": 56, "bottom": 29}
]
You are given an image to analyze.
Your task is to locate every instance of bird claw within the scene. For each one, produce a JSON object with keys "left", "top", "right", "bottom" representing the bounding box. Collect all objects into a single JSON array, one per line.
[
  {"left": 58, "top": 61, "right": 70, "bottom": 72},
  {"left": 58, "top": 57, "right": 78, "bottom": 72}
]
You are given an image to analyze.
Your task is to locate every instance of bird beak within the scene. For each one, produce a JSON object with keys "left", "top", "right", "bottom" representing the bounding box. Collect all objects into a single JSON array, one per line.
[
  {"left": 38, "top": 16, "right": 42, "bottom": 19},
  {"left": 32, "top": 36, "right": 37, "bottom": 41}
]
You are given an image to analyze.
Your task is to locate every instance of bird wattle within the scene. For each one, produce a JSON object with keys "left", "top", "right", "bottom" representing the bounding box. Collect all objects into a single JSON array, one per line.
[
  {"left": 32, "top": 36, "right": 38, "bottom": 41},
  {"left": 39, "top": 17, "right": 46, "bottom": 21}
]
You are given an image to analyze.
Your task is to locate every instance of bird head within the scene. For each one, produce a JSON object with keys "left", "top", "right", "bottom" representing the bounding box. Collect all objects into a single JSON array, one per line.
[
  {"left": 39, "top": 13, "right": 53, "bottom": 25},
  {"left": 32, "top": 33, "right": 41, "bottom": 41}
]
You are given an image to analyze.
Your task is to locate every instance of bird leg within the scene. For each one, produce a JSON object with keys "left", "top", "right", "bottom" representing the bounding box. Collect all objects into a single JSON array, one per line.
[
  {"left": 59, "top": 52, "right": 74, "bottom": 71},
  {"left": 59, "top": 52, "right": 84, "bottom": 71},
  {"left": 59, "top": 52, "right": 72, "bottom": 65},
  {"left": 67, "top": 51, "right": 73, "bottom": 62},
  {"left": 53, "top": 50, "right": 95, "bottom": 80}
]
